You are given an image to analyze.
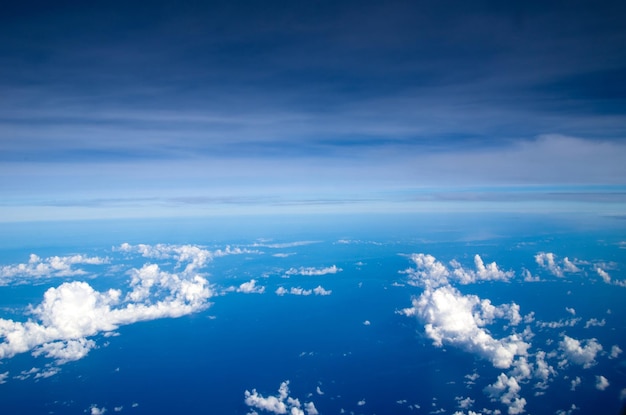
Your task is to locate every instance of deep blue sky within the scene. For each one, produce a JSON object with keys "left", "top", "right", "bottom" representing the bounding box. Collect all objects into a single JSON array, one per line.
[{"left": 2, "top": 0, "right": 626, "bottom": 220}]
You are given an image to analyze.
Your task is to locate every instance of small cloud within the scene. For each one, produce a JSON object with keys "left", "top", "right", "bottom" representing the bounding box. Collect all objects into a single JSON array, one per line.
[
  {"left": 237, "top": 279, "right": 265, "bottom": 294},
  {"left": 595, "top": 375, "right": 610, "bottom": 391},
  {"left": 570, "top": 376, "right": 581, "bottom": 391},
  {"left": 357, "top": 399, "right": 366, "bottom": 406},
  {"left": 285, "top": 265, "right": 342, "bottom": 276},
  {"left": 565, "top": 307, "right": 576, "bottom": 316},
  {"left": 610, "top": 345, "right": 623, "bottom": 359},
  {"left": 0, "top": 371, "right": 8, "bottom": 384},
  {"left": 89, "top": 405, "right": 107, "bottom": 415},
  {"left": 363, "top": 320, "right": 371, "bottom": 326}
]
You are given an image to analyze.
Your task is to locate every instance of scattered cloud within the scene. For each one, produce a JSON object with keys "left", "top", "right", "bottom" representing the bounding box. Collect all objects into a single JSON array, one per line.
[
  {"left": 237, "top": 279, "right": 265, "bottom": 294},
  {"left": 0, "top": 254, "right": 109, "bottom": 284},
  {"left": 610, "top": 345, "right": 623, "bottom": 359},
  {"left": 244, "top": 380, "right": 317, "bottom": 415},
  {"left": 285, "top": 265, "right": 342, "bottom": 277},
  {"left": 405, "top": 253, "right": 513, "bottom": 288},
  {"left": 558, "top": 335, "right": 603, "bottom": 368},
  {"left": 89, "top": 405, "right": 107, "bottom": 415},
  {"left": 484, "top": 373, "right": 527, "bottom": 415},
  {"left": 275, "top": 286, "right": 332, "bottom": 296},
  {"left": 584, "top": 318, "right": 606, "bottom": 329},
  {"left": 535, "top": 253, "right": 580, "bottom": 278},
  {"left": 595, "top": 375, "right": 610, "bottom": 391},
  {"left": 570, "top": 376, "right": 582, "bottom": 391},
  {"left": 0, "top": 371, "right": 8, "bottom": 384}
]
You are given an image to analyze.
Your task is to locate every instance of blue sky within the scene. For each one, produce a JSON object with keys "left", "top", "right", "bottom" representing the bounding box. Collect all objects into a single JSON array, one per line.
[{"left": 2, "top": 0, "right": 626, "bottom": 220}]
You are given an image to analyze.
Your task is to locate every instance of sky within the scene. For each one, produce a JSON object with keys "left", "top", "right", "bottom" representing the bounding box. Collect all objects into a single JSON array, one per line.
[{"left": 1, "top": 0, "right": 626, "bottom": 220}]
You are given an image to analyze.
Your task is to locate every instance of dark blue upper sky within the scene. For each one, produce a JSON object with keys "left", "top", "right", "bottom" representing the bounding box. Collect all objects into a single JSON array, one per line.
[{"left": 2, "top": 0, "right": 626, "bottom": 219}]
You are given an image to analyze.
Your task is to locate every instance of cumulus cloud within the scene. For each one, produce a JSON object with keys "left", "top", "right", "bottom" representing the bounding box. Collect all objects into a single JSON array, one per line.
[
  {"left": 285, "top": 265, "right": 342, "bottom": 277},
  {"left": 275, "top": 286, "right": 332, "bottom": 296},
  {"left": 610, "top": 345, "right": 623, "bottom": 359},
  {"left": 0, "top": 263, "right": 212, "bottom": 364},
  {"left": 484, "top": 373, "right": 527, "bottom": 415},
  {"left": 570, "top": 376, "right": 581, "bottom": 391},
  {"left": 237, "top": 279, "right": 265, "bottom": 294},
  {"left": 535, "top": 253, "right": 580, "bottom": 278},
  {"left": 401, "top": 285, "right": 528, "bottom": 369},
  {"left": 89, "top": 405, "right": 107, "bottom": 415},
  {"left": 584, "top": 318, "right": 605, "bottom": 328},
  {"left": 405, "top": 253, "right": 513, "bottom": 288},
  {"left": 118, "top": 243, "right": 259, "bottom": 274},
  {"left": 244, "top": 380, "right": 317, "bottom": 415},
  {"left": 0, "top": 254, "right": 109, "bottom": 284},
  {"left": 558, "top": 335, "right": 603, "bottom": 368},
  {"left": 595, "top": 375, "right": 610, "bottom": 391}
]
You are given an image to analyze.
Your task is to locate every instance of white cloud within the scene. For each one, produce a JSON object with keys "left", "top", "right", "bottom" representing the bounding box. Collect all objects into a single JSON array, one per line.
[
  {"left": 315, "top": 386, "right": 324, "bottom": 395},
  {"left": 90, "top": 405, "right": 107, "bottom": 415},
  {"left": 0, "top": 263, "right": 212, "bottom": 363},
  {"left": 558, "top": 335, "right": 603, "bottom": 368},
  {"left": 570, "top": 376, "right": 581, "bottom": 391},
  {"left": 357, "top": 399, "right": 366, "bottom": 406},
  {"left": 304, "top": 402, "right": 318, "bottom": 415},
  {"left": 565, "top": 307, "right": 576, "bottom": 316},
  {"left": 285, "top": 265, "right": 342, "bottom": 276},
  {"left": 114, "top": 406, "right": 123, "bottom": 412},
  {"left": 0, "top": 371, "right": 8, "bottom": 384},
  {"left": 455, "top": 396, "right": 474, "bottom": 409},
  {"left": 237, "top": 279, "right": 265, "bottom": 294},
  {"left": 610, "top": 345, "right": 623, "bottom": 359},
  {"left": 595, "top": 375, "right": 610, "bottom": 391},
  {"left": 32, "top": 338, "right": 96, "bottom": 364},
  {"left": 536, "top": 318, "right": 580, "bottom": 329},
  {"left": 596, "top": 267, "right": 611, "bottom": 284},
  {"left": 522, "top": 269, "right": 540, "bottom": 282},
  {"left": 484, "top": 373, "right": 527, "bottom": 415},
  {"left": 401, "top": 285, "right": 528, "bottom": 369},
  {"left": 275, "top": 286, "right": 332, "bottom": 296},
  {"left": 312, "top": 286, "right": 332, "bottom": 296},
  {"left": 535, "top": 253, "right": 580, "bottom": 278},
  {"left": 244, "top": 380, "right": 316, "bottom": 415},
  {"left": 584, "top": 318, "right": 605, "bottom": 328},
  {"left": 0, "top": 253, "right": 109, "bottom": 284},
  {"left": 405, "top": 253, "right": 513, "bottom": 288}
]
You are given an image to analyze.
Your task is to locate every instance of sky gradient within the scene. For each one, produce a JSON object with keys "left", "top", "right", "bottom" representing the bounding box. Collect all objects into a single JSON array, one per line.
[{"left": 2, "top": 0, "right": 626, "bottom": 220}]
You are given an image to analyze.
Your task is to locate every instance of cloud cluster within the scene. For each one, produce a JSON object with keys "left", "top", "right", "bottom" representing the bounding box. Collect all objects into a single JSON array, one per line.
[
  {"left": 118, "top": 243, "right": 258, "bottom": 273},
  {"left": 275, "top": 286, "right": 332, "bottom": 296},
  {"left": 236, "top": 279, "right": 265, "bottom": 294},
  {"left": 404, "top": 254, "right": 513, "bottom": 288},
  {"left": 284, "top": 265, "right": 342, "bottom": 277},
  {"left": 244, "top": 380, "right": 318, "bottom": 415},
  {"left": 534, "top": 253, "right": 580, "bottom": 278},
  {"left": 484, "top": 373, "right": 527, "bottom": 415},
  {"left": 595, "top": 267, "right": 626, "bottom": 287},
  {"left": 0, "top": 263, "right": 212, "bottom": 365},
  {"left": 401, "top": 284, "right": 527, "bottom": 369},
  {"left": 0, "top": 254, "right": 109, "bottom": 284}
]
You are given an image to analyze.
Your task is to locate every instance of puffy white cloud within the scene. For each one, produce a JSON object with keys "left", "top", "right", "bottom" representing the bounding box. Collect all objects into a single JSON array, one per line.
[
  {"left": 237, "top": 279, "right": 265, "bottom": 294},
  {"left": 285, "top": 265, "right": 342, "bottom": 276},
  {"left": 0, "top": 264, "right": 212, "bottom": 363},
  {"left": 244, "top": 380, "right": 317, "bottom": 415},
  {"left": 0, "top": 254, "right": 109, "bottom": 284},
  {"left": 596, "top": 267, "right": 611, "bottom": 284},
  {"left": 584, "top": 318, "right": 605, "bottom": 328},
  {"left": 595, "top": 375, "right": 610, "bottom": 391},
  {"left": 405, "top": 254, "right": 513, "bottom": 288},
  {"left": 32, "top": 338, "right": 96, "bottom": 364},
  {"left": 535, "top": 253, "right": 579, "bottom": 278},
  {"left": 522, "top": 269, "right": 540, "bottom": 282},
  {"left": 315, "top": 386, "right": 324, "bottom": 395},
  {"left": 558, "top": 335, "right": 603, "bottom": 368},
  {"left": 275, "top": 286, "right": 331, "bottom": 296},
  {"left": 90, "top": 405, "right": 107, "bottom": 415},
  {"left": 455, "top": 396, "right": 474, "bottom": 409},
  {"left": 304, "top": 402, "right": 318, "bottom": 415},
  {"left": 357, "top": 399, "right": 366, "bottom": 406},
  {"left": 565, "top": 307, "right": 576, "bottom": 316},
  {"left": 118, "top": 243, "right": 259, "bottom": 274},
  {"left": 401, "top": 285, "right": 528, "bottom": 369},
  {"left": 610, "top": 345, "right": 623, "bottom": 359},
  {"left": 312, "top": 286, "right": 332, "bottom": 296},
  {"left": 484, "top": 373, "right": 526, "bottom": 415},
  {"left": 570, "top": 376, "right": 581, "bottom": 391}
]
